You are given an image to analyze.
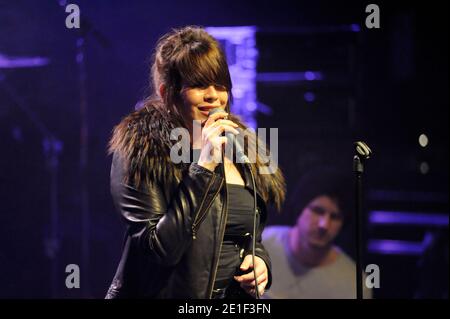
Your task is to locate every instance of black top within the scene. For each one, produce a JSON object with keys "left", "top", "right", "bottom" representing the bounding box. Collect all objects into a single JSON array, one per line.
[{"left": 213, "top": 183, "right": 255, "bottom": 291}]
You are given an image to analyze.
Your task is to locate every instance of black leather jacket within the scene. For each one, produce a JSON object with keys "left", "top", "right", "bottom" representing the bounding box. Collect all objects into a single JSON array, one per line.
[{"left": 105, "top": 149, "right": 272, "bottom": 299}]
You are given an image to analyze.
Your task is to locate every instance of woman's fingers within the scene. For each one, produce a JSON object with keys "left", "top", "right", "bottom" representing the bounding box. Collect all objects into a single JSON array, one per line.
[
  {"left": 198, "top": 111, "right": 240, "bottom": 170},
  {"left": 210, "top": 119, "right": 239, "bottom": 128},
  {"left": 207, "top": 135, "right": 228, "bottom": 147},
  {"left": 248, "top": 282, "right": 267, "bottom": 297},
  {"left": 233, "top": 257, "right": 269, "bottom": 297},
  {"left": 203, "top": 111, "right": 228, "bottom": 128},
  {"left": 244, "top": 280, "right": 268, "bottom": 297},
  {"left": 205, "top": 127, "right": 239, "bottom": 150},
  {"left": 206, "top": 124, "right": 240, "bottom": 137},
  {"left": 234, "top": 267, "right": 265, "bottom": 283},
  {"left": 247, "top": 273, "right": 268, "bottom": 288},
  {"left": 239, "top": 272, "right": 267, "bottom": 288}
]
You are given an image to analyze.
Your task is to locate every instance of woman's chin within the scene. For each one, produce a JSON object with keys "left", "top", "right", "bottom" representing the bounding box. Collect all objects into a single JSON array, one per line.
[{"left": 193, "top": 112, "right": 208, "bottom": 121}]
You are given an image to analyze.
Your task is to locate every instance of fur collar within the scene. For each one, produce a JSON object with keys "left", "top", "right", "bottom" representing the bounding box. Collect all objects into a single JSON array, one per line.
[{"left": 109, "top": 100, "right": 285, "bottom": 209}]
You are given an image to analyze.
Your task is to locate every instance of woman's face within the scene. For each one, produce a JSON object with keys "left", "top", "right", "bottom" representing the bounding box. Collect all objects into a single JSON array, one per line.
[{"left": 181, "top": 84, "right": 229, "bottom": 121}]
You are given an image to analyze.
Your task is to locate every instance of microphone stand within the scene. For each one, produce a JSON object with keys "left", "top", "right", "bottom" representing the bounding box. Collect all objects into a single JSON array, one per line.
[{"left": 353, "top": 141, "right": 372, "bottom": 299}]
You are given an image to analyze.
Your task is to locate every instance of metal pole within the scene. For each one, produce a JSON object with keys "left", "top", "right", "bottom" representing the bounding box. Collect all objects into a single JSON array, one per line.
[
  {"left": 353, "top": 141, "right": 372, "bottom": 300},
  {"left": 353, "top": 155, "right": 363, "bottom": 299}
]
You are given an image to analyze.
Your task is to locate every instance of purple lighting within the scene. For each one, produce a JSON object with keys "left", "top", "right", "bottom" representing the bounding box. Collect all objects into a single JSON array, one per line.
[
  {"left": 304, "top": 92, "right": 315, "bottom": 102},
  {"left": 368, "top": 232, "right": 437, "bottom": 255},
  {"left": 304, "top": 71, "right": 315, "bottom": 81},
  {"left": 256, "top": 71, "right": 323, "bottom": 82},
  {"left": 369, "top": 210, "right": 449, "bottom": 227},
  {"left": 206, "top": 26, "right": 259, "bottom": 128},
  {"left": 0, "top": 53, "right": 49, "bottom": 68},
  {"left": 350, "top": 24, "right": 361, "bottom": 32},
  {"left": 246, "top": 102, "right": 257, "bottom": 111},
  {"left": 368, "top": 239, "right": 425, "bottom": 255}
]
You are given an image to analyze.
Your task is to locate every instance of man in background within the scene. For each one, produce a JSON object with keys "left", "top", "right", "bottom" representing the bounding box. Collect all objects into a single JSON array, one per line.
[{"left": 262, "top": 167, "right": 372, "bottom": 299}]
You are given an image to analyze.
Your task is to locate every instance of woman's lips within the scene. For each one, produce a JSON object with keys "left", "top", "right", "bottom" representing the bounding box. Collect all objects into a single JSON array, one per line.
[{"left": 197, "top": 106, "right": 219, "bottom": 116}]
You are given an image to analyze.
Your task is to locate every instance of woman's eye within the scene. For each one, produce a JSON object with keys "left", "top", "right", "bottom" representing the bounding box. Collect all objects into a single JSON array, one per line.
[
  {"left": 214, "top": 85, "right": 227, "bottom": 91},
  {"left": 196, "top": 84, "right": 226, "bottom": 90}
]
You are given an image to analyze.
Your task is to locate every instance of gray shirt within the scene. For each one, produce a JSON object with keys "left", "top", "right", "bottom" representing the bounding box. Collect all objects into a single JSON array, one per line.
[{"left": 262, "top": 226, "right": 372, "bottom": 299}]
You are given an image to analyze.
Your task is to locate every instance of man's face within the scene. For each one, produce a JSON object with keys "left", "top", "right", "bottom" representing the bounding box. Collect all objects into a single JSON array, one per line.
[{"left": 294, "top": 195, "right": 344, "bottom": 250}]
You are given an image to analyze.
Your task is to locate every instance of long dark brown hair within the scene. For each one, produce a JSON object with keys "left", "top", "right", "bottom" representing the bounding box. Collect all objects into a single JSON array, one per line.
[
  {"left": 111, "top": 26, "right": 286, "bottom": 211},
  {"left": 149, "top": 26, "right": 232, "bottom": 128}
]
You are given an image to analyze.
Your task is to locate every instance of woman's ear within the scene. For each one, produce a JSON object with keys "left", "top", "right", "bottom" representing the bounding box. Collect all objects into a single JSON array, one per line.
[{"left": 159, "top": 83, "right": 166, "bottom": 98}]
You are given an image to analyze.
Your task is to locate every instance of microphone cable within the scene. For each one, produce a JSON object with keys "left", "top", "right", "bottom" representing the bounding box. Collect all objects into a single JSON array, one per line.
[{"left": 246, "top": 160, "right": 261, "bottom": 299}]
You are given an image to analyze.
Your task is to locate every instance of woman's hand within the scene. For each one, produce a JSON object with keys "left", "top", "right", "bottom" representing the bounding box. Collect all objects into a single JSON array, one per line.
[
  {"left": 197, "top": 111, "right": 239, "bottom": 172},
  {"left": 234, "top": 255, "right": 268, "bottom": 297}
]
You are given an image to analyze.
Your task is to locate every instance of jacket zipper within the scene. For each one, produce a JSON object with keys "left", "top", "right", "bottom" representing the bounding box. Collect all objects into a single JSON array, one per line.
[
  {"left": 207, "top": 181, "right": 228, "bottom": 298},
  {"left": 191, "top": 174, "right": 223, "bottom": 239}
]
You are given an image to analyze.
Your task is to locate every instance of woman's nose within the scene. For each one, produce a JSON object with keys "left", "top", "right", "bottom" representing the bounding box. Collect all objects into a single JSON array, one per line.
[{"left": 204, "top": 85, "right": 218, "bottom": 102}]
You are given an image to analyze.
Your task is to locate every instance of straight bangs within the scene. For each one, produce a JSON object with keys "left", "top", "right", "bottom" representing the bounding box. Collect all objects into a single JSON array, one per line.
[{"left": 176, "top": 44, "right": 232, "bottom": 93}]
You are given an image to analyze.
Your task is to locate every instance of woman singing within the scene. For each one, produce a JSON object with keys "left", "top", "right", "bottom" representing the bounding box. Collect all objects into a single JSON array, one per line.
[{"left": 106, "top": 26, "right": 285, "bottom": 299}]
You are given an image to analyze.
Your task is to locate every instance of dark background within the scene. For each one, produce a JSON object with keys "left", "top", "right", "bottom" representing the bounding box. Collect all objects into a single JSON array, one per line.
[{"left": 0, "top": 0, "right": 448, "bottom": 298}]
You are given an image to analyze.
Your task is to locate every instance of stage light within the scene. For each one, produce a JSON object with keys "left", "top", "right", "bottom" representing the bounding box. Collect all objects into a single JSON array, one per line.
[
  {"left": 304, "top": 71, "right": 315, "bottom": 81},
  {"left": 420, "top": 161, "right": 429, "bottom": 174},
  {"left": 418, "top": 133, "right": 428, "bottom": 147},
  {"left": 304, "top": 92, "right": 315, "bottom": 102}
]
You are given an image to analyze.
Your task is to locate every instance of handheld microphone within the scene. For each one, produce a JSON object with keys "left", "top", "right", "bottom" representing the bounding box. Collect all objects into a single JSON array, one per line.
[
  {"left": 208, "top": 107, "right": 260, "bottom": 299},
  {"left": 208, "top": 108, "right": 249, "bottom": 164}
]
